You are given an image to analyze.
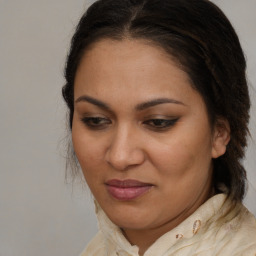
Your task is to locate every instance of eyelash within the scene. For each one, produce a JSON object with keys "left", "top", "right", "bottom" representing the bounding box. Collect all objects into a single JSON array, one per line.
[
  {"left": 80, "top": 117, "right": 179, "bottom": 131},
  {"left": 143, "top": 118, "right": 179, "bottom": 130},
  {"left": 80, "top": 117, "right": 111, "bottom": 130}
]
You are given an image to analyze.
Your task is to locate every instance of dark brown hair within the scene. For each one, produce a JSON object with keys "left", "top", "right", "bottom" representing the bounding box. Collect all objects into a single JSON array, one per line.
[{"left": 62, "top": 0, "right": 250, "bottom": 202}]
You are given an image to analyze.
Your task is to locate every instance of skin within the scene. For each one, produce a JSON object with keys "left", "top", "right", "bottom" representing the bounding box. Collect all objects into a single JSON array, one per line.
[{"left": 72, "top": 39, "right": 229, "bottom": 255}]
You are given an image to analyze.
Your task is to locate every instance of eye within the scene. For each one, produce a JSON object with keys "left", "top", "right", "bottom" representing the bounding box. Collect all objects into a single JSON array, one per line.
[
  {"left": 143, "top": 118, "right": 179, "bottom": 130},
  {"left": 80, "top": 117, "right": 111, "bottom": 129}
]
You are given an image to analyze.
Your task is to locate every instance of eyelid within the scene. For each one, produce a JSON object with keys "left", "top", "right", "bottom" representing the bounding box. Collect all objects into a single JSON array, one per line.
[
  {"left": 142, "top": 117, "right": 179, "bottom": 130},
  {"left": 80, "top": 116, "right": 112, "bottom": 129},
  {"left": 81, "top": 116, "right": 111, "bottom": 122},
  {"left": 142, "top": 114, "right": 178, "bottom": 120}
]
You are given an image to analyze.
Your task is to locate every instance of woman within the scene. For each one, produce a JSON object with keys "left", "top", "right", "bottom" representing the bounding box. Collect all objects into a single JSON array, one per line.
[{"left": 62, "top": 0, "right": 256, "bottom": 255}]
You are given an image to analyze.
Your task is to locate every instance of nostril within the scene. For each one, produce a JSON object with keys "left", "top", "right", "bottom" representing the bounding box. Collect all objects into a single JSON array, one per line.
[
  {"left": 105, "top": 145, "right": 145, "bottom": 171},
  {"left": 105, "top": 128, "right": 146, "bottom": 171}
]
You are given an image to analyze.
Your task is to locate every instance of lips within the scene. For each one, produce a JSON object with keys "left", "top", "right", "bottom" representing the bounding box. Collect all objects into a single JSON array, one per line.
[{"left": 105, "top": 179, "right": 153, "bottom": 201}]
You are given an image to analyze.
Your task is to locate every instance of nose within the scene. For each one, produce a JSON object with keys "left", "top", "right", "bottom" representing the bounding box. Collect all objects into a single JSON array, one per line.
[{"left": 105, "top": 126, "right": 145, "bottom": 171}]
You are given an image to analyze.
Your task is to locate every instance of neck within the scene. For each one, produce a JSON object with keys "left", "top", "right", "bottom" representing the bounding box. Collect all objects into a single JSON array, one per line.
[{"left": 122, "top": 184, "right": 215, "bottom": 256}]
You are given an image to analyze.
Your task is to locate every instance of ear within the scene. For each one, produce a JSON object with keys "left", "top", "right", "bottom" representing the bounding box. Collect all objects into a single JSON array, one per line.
[{"left": 211, "top": 118, "right": 230, "bottom": 159}]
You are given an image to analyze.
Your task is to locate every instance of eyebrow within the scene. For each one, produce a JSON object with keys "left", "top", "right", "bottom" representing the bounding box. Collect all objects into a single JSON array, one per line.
[
  {"left": 75, "top": 95, "right": 111, "bottom": 110},
  {"left": 75, "top": 95, "right": 185, "bottom": 111},
  {"left": 135, "top": 98, "right": 185, "bottom": 111}
]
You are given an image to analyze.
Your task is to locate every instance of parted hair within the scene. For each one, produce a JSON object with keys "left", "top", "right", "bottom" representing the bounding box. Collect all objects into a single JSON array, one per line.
[{"left": 62, "top": 0, "right": 250, "bottom": 202}]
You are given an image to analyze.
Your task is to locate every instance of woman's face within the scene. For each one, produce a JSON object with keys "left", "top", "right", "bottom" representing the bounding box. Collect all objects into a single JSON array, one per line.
[{"left": 72, "top": 39, "right": 219, "bottom": 234}]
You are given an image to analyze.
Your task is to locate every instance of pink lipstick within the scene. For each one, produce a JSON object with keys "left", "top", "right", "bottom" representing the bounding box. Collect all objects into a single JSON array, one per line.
[{"left": 105, "top": 179, "right": 153, "bottom": 201}]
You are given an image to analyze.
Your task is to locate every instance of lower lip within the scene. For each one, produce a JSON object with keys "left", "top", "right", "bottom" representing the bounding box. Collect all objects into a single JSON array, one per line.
[{"left": 106, "top": 185, "right": 153, "bottom": 201}]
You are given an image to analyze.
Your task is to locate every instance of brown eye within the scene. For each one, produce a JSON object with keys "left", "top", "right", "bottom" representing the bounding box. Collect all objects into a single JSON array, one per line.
[
  {"left": 80, "top": 117, "right": 111, "bottom": 129},
  {"left": 143, "top": 118, "right": 179, "bottom": 130}
]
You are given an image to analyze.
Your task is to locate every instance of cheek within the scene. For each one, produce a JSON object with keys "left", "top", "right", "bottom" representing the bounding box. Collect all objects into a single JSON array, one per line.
[
  {"left": 151, "top": 143, "right": 194, "bottom": 178},
  {"left": 72, "top": 125, "right": 106, "bottom": 180},
  {"left": 73, "top": 139, "right": 105, "bottom": 192},
  {"left": 149, "top": 129, "right": 213, "bottom": 179}
]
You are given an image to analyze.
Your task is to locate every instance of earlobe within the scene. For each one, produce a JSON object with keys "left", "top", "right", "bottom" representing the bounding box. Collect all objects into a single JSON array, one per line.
[{"left": 211, "top": 118, "right": 230, "bottom": 159}]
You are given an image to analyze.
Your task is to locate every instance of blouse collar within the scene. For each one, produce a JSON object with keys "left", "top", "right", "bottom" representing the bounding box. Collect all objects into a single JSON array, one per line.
[{"left": 95, "top": 194, "right": 228, "bottom": 256}]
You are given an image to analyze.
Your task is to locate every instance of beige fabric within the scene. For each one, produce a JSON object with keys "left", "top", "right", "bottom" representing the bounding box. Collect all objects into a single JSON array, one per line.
[{"left": 80, "top": 194, "right": 256, "bottom": 256}]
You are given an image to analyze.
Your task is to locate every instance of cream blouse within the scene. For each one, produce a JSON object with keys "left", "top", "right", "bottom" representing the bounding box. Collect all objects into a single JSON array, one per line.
[{"left": 80, "top": 194, "right": 256, "bottom": 256}]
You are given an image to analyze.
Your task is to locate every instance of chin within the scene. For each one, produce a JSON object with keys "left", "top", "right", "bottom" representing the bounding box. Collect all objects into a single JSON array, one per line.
[
  {"left": 103, "top": 204, "right": 156, "bottom": 230},
  {"left": 113, "top": 217, "right": 152, "bottom": 231}
]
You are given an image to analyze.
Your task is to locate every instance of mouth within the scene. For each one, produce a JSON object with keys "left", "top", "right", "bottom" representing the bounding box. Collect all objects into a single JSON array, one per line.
[{"left": 105, "top": 179, "right": 153, "bottom": 201}]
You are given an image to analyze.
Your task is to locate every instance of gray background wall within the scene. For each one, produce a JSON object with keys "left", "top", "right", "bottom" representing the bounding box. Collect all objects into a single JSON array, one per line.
[{"left": 0, "top": 1, "right": 255, "bottom": 255}]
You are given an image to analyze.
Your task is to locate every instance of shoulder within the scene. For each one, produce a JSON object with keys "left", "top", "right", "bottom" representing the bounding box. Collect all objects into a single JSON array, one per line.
[
  {"left": 183, "top": 200, "right": 256, "bottom": 256},
  {"left": 213, "top": 204, "right": 256, "bottom": 255},
  {"left": 79, "top": 232, "right": 106, "bottom": 256}
]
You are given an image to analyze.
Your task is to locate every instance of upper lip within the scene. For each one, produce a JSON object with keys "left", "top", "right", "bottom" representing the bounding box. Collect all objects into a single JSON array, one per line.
[{"left": 105, "top": 179, "right": 153, "bottom": 188}]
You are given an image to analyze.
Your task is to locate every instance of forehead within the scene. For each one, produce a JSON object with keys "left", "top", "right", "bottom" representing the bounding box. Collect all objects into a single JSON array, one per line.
[
  {"left": 74, "top": 38, "right": 201, "bottom": 108},
  {"left": 77, "top": 38, "right": 184, "bottom": 77}
]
